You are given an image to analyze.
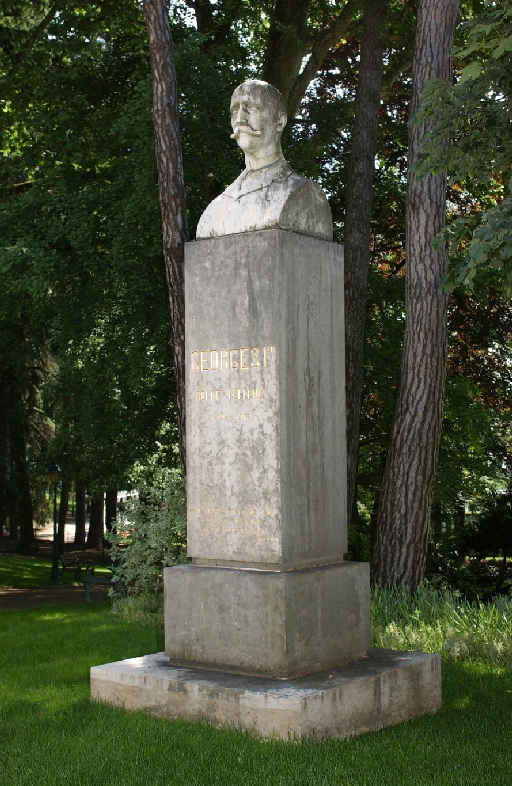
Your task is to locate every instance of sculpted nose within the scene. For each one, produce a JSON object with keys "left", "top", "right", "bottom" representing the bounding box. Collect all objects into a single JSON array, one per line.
[{"left": 236, "top": 105, "right": 247, "bottom": 123}]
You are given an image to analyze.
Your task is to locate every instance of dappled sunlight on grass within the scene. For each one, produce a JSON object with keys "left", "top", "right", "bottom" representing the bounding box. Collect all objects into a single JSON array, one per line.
[{"left": 0, "top": 555, "right": 78, "bottom": 587}]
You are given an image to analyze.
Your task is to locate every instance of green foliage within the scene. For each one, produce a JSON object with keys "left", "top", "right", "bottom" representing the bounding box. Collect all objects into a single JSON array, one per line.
[
  {"left": 413, "top": 2, "right": 512, "bottom": 294},
  {"left": 108, "top": 468, "right": 187, "bottom": 596},
  {"left": 372, "top": 584, "right": 512, "bottom": 667}
]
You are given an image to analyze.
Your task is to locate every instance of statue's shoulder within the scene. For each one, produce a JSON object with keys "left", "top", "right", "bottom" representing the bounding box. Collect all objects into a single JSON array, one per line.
[{"left": 196, "top": 159, "right": 333, "bottom": 241}]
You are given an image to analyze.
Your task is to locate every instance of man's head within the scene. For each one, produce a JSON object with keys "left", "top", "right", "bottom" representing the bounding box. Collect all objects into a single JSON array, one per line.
[{"left": 230, "top": 80, "right": 287, "bottom": 164}]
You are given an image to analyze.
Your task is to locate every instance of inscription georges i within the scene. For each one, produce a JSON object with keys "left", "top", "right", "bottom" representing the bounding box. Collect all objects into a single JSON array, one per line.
[{"left": 191, "top": 345, "right": 275, "bottom": 371}]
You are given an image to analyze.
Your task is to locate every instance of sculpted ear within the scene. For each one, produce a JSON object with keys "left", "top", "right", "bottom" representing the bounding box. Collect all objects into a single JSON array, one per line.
[{"left": 277, "top": 112, "right": 287, "bottom": 133}]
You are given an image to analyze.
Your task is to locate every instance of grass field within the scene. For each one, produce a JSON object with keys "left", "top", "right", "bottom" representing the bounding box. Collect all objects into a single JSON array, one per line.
[
  {"left": 1, "top": 601, "right": 511, "bottom": 786},
  {"left": 0, "top": 554, "right": 112, "bottom": 588}
]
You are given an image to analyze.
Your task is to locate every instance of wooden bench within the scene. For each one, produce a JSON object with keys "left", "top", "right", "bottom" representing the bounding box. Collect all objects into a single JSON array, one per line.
[{"left": 83, "top": 562, "right": 126, "bottom": 602}]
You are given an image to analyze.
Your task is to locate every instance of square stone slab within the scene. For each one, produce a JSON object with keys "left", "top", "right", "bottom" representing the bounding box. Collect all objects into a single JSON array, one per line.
[{"left": 90, "top": 648, "right": 441, "bottom": 740}]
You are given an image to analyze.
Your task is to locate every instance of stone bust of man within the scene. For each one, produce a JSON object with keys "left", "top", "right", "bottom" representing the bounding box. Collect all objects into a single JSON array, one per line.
[{"left": 196, "top": 80, "right": 333, "bottom": 241}]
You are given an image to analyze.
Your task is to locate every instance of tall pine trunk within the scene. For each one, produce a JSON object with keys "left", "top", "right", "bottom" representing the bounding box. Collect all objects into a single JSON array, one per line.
[
  {"left": 143, "top": 0, "right": 188, "bottom": 483},
  {"left": 105, "top": 489, "right": 117, "bottom": 533},
  {"left": 372, "top": 0, "right": 459, "bottom": 592},
  {"left": 9, "top": 495, "right": 18, "bottom": 541},
  {"left": 344, "top": 0, "right": 386, "bottom": 529}
]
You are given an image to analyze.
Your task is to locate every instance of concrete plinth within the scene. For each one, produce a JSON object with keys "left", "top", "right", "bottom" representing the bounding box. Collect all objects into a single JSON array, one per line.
[
  {"left": 164, "top": 562, "right": 370, "bottom": 678},
  {"left": 185, "top": 230, "right": 347, "bottom": 569},
  {"left": 91, "top": 649, "right": 441, "bottom": 740}
]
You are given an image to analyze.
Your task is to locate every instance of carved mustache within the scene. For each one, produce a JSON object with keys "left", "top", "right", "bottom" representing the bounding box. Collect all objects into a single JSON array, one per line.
[{"left": 230, "top": 123, "right": 263, "bottom": 139}]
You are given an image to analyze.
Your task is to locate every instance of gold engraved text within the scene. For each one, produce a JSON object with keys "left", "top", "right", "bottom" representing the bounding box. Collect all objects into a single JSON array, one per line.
[
  {"left": 191, "top": 345, "right": 274, "bottom": 371},
  {"left": 195, "top": 388, "right": 269, "bottom": 401}
]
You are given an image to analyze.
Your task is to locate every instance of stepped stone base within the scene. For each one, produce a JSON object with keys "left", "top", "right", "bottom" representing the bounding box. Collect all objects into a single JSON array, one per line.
[{"left": 90, "top": 648, "right": 441, "bottom": 740}]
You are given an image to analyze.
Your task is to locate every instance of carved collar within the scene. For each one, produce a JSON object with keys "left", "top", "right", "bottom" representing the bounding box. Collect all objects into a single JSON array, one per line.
[{"left": 224, "top": 158, "right": 295, "bottom": 200}]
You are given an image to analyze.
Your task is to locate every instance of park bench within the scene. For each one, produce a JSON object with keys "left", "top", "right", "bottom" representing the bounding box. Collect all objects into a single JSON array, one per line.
[
  {"left": 58, "top": 553, "right": 84, "bottom": 582},
  {"left": 83, "top": 562, "right": 126, "bottom": 602}
]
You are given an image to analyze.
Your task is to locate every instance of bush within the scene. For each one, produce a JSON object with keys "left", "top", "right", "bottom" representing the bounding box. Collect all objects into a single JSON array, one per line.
[
  {"left": 108, "top": 467, "right": 187, "bottom": 598},
  {"left": 111, "top": 593, "right": 164, "bottom": 628}
]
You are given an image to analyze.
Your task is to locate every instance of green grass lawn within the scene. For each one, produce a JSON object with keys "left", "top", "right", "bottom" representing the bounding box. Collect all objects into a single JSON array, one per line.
[
  {"left": 0, "top": 602, "right": 511, "bottom": 786},
  {"left": 0, "top": 554, "right": 112, "bottom": 587}
]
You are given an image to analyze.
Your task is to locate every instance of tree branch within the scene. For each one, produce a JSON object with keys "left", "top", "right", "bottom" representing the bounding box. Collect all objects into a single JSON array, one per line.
[
  {"left": 6, "top": 2, "right": 67, "bottom": 80},
  {"left": 287, "top": 0, "right": 362, "bottom": 117}
]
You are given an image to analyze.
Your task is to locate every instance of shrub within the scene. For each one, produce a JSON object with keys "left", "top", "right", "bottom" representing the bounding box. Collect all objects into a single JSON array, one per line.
[{"left": 108, "top": 467, "right": 187, "bottom": 599}]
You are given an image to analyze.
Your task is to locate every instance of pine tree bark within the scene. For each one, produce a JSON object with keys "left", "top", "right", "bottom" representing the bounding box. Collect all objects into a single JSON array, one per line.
[
  {"left": 0, "top": 390, "right": 7, "bottom": 542},
  {"left": 86, "top": 492, "right": 104, "bottom": 550},
  {"left": 372, "top": 0, "right": 459, "bottom": 592},
  {"left": 143, "top": 0, "right": 188, "bottom": 483},
  {"left": 74, "top": 480, "right": 86, "bottom": 547},
  {"left": 344, "top": 0, "right": 386, "bottom": 529},
  {"left": 9, "top": 496, "right": 18, "bottom": 541}
]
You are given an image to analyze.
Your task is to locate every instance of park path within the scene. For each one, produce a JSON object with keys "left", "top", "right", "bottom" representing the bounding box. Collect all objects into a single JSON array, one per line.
[{"left": 0, "top": 584, "right": 109, "bottom": 610}]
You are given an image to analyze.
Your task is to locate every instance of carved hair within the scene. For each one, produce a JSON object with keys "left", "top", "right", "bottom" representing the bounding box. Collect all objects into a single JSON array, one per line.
[{"left": 231, "top": 80, "right": 287, "bottom": 121}]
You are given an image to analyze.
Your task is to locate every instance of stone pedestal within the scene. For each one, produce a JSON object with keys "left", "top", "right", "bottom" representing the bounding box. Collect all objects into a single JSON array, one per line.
[
  {"left": 91, "top": 229, "right": 441, "bottom": 737},
  {"left": 164, "top": 562, "right": 370, "bottom": 678},
  {"left": 185, "top": 230, "right": 347, "bottom": 569}
]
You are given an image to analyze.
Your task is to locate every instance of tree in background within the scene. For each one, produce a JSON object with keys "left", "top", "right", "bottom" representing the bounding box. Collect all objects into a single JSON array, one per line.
[
  {"left": 1, "top": 0, "right": 511, "bottom": 591},
  {"left": 344, "top": 0, "right": 386, "bottom": 527},
  {"left": 415, "top": 1, "right": 512, "bottom": 296},
  {"left": 143, "top": 0, "right": 188, "bottom": 480},
  {"left": 372, "top": 0, "right": 460, "bottom": 591}
]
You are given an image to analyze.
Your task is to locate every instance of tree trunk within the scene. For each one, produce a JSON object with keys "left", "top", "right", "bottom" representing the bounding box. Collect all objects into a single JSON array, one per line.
[
  {"left": 261, "top": 0, "right": 310, "bottom": 105},
  {"left": 57, "top": 477, "right": 70, "bottom": 552},
  {"left": 74, "top": 480, "right": 86, "bottom": 547},
  {"left": 0, "top": 377, "right": 8, "bottom": 543},
  {"left": 86, "top": 492, "right": 104, "bottom": 550},
  {"left": 9, "top": 497, "right": 18, "bottom": 541},
  {"left": 143, "top": 0, "right": 188, "bottom": 484},
  {"left": 344, "top": 0, "right": 386, "bottom": 530},
  {"left": 105, "top": 488, "right": 117, "bottom": 532},
  {"left": 372, "top": 0, "right": 459, "bottom": 592},
  {"left": 9, "top": 398, "right": 34, "bottom": 552},
  {"left": 261, "top": 0, "right": 360, "bottom": 117}
]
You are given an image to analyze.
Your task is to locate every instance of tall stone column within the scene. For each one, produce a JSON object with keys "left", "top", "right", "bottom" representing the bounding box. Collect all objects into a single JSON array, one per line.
[{"left": 164, "top": 229, "right": 370, "bottom": 678}]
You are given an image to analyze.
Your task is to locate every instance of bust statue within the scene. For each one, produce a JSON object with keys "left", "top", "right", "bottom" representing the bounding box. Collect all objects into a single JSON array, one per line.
[{"left": 196, "top": 80, "right": 333, "bottom": 241}]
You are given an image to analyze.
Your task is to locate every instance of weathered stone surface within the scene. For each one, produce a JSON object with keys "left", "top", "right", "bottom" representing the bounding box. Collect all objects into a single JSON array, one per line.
[
  {"left": 196, "top": 160, "right": 333, "bottom": 241},
  {"left": 196, "top": 80, "right": 333, "bottom": 241},
  {"left": 164, "top": 562, "right": 370, "bottom": 678},
  {"left": 185, "top": 229, "right": 346, "bottom": 569},
  {"left": 90, "top": 649, "right": 441, "bottom": 740}
]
